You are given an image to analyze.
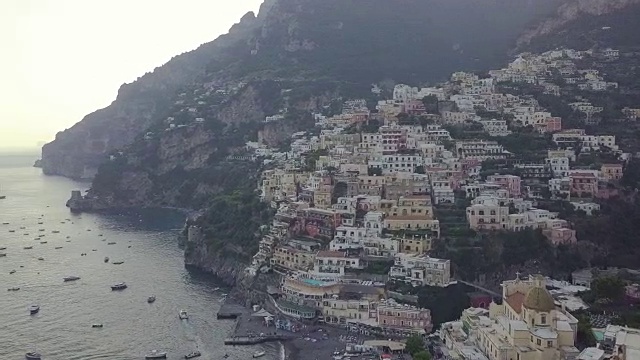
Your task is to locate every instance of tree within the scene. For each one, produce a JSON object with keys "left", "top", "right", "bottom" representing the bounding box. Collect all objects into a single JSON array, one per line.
[
  {"left": 413, "top": 351, "right": 432, "bottom": 360},
  {"left": 591, "top": 276, "right": 625, "bottom": 302},
  {"left": 405, "top": 335, "right": 425, "bottom": 355}
]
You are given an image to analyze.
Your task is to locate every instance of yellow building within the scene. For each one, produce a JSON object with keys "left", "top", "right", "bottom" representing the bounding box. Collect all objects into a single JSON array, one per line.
[
  {"left": 397, "top": 235, "right": 432, "bottom": 254},
  {"left": 270, "top": 246, "right": 316, "bottom": 272},
  {"left": 477, "top": 275, "right": 580, "bottom": 359}
]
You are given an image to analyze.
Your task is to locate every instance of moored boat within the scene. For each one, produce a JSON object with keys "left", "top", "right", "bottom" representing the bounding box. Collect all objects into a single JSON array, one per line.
[
  {"left": 0, "top": 253, "right": 6, "bottom": 257},
  {"left": 145, "top": 350, "right": 167, "bottom": 359},
  {"left": 184, "top": 350, "right": 201, "bottom": 359},
  {"left": 63, "top": 276, "right": 81, "bottom": 282},
  {"left": 8, "top": 287, "right": 20, "bottom": 291},
  {"left": 92, "top": 324, "right": 103, "bottom": 328},
  {"left": 29, "top": 305, "right": 40, "bottom": 314},
  {"left": 25, "top": 351, "right": 42, "bottom": 360},
  {"left": 147, "top": 295, "right": 156, "bottom": 303},
  {"left": 111, "top": 282, "right": 127, "bottom": 291},
  {"left": 104, "top": 257, "right": 109, "bottom": 263},
  {"left": 23, "top": 246, "right": 33, "bottom": 249},
  {"left": 112, "top": 261, "right": 124, "bottom": 265},
  {"left": 253, "top": 350, "right": 266, "bottom": 358}
]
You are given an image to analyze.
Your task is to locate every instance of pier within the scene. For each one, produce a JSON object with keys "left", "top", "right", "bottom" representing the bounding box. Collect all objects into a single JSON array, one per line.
[{"left": 224, "top": 334, "right": 293, "bottom": 345}]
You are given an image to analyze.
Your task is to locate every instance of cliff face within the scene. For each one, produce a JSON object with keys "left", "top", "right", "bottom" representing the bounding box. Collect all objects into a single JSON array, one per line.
[
  {"left": 517, "top": 0, "right": 640, "bottom": 47},
  {"left": 43, "top": 0, "right": 570, "bottom": 180}
]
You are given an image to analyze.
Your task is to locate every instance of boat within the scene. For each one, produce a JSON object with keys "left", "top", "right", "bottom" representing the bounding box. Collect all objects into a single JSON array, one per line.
[
  {"left": 37, "top": 222, "right": 43, "bottom": 225},
  {"left": 91, "top": 324, "right": 103, "bottom": 328},
  {"left": 98, "top": 234, "right": 103, "bottom": 237},
  {"left": 212, "top": 287, "right": 220, "bottom": 291},
  {"left": 1, "top": 222, "right": 8, "bottom": 225},
  {"left": 0, "top": 246, "right": 6, "bottom": 250},
  {"left": 184, "top": 350, "right": 202, "bottom": 359},
  {"left": 52, "top": 230, "right": 60, "bottom": 233},
  {"left": 111, "top": 282, "right": 127, "bottom": 291},
  {"left": 0, "top": 253, "right": 6, "bottom": 257},
  {"left": 8, "top": 287, "right": 20, "bottom": 291},
  {"left": 179, "top": 309, "right": 188, "bottom": 320},
  {"left": 38, "top": 229, "right": 45, "bottom": 232},
  {"left": 112, "top": 261, "right": 124, "bottom": 265},
  {"left": 66, "top": 236, "right": 70, "bottom": 238},
  {"left": 9, "top": 269, "right": 16, "bottom": 274},
  {"left": 55, "top": 246, "right": 63, "bottom": 249},
  {"left": 104, "top": 257, "right": 109, "bottom": 263},
  {"left": 253, "top": 351, "right": 266, "bottom": 358},
  {"left": 91, "top": 249, "right": 97, "bottom": 252},
  {"left": 9, "top": 229, "right": 15, "bottom": 232},
  {"left": 37, "top": 257, "right": 44, "bottom": 261},
  {"left": 107, "top": 242, "right": 116, "bottom": 245},
  {"left": 144, "top": 350, "right": 167, "bottom": 359},
  {"left": 25, "top": 351, "right": 42, "bottom": 360},
  {"left": 23, "top": 246, "right": 33, "bottom": 249},
  {"left": 29, "top": 305, "right": 40, "bottom": 314},
  {"left": 80, "top": 253, "right": 87, "bottom": 256},
  {"left": 147, "top": 295, "right": 156, "bottom": 303},
  {"left": 40, "top": 241, "right": 47, "bottom": 244},
  {"left": 63, "top": 276, "right": 81, "bottom": 282}
]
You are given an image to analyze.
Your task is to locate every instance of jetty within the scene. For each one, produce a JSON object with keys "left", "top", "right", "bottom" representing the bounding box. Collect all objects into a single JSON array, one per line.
[
  {"left": 224, "top": 334, "right": 293, "bottom": 345},
  {"left": 216, "top": 303, "right": 245, "bottom": 319}
]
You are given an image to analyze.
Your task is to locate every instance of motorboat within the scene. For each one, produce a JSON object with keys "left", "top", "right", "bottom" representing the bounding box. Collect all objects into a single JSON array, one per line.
[
  {"left": 107, "top": 242, "right": 116, "bottom": 245},
  {"left": 98, "top": 234, "right": 103, "bottom": 237},
  {"left": 9, "top": 230, "right": 16, "bottom": 233},
  {"left": 147, "top": 295, "right": 156, "bottom": 303},
  {"left": 91, "top": 249, "right": 97, "bottom": 252},
  {"left": 0, "top": 253, "right": 6, "bottom": 257},
  {"left": 63, "top": 276, "right": 81, "bottom": 282},
  {"left": 81, "top": 253, "right": 87, "bottom": 256},
  {"left": 0, "top": 246, "right": 6, "bottom": 250},
  {"left": 40, "top": 241, "right": 47, "bottom": 244},
  {"left": 25, "top": 351, "right": 42, "bottom": 360},
  {"left": 38, "top": 257, "right": 44, "bottom": 261},
  {"left": 179, "top": 309, "right": 188, "bottom": 320},
  {"left": 52, "top": 230, "right": 60, "bottom": 233},
  {"left": 184, "top": 350, "right": 202, "bottom": 359},
  {"left": 111, "top": 282, "right": 127, "bottom": 291},
  {"left": 104, "top": 257, "right": 109, "bottom": 263},
  {"left": 112, "top": 261, "right": 124, "bottom": 265},
  {"left": 144, "top": 350, "right": 167, "bottom": 359},
  {"left": 55, "top": 246, "right": 63, "bottom": 249},
  {"left": 8, "top": 287, "right": 20, "bottom": 291},
  {"left": 37, "top": 222, "right": 43, "bottom": 225},
  {"left": 29, "top": 305, "right": 40, "bottom": 314},
  {"left": 10, "top": 270, "right": 16, "bottom": 274},
  {"left": 38, "top": 229, "right": 45, "bottom": 232},
  {"left": 253, "top": 351, "right": 266, "bottom": 358},
  {"left": 23, "top": 246, "right": 33, "bottom": 249},
  {"left": 92, "top": 324, "right": 103, "bottom": 328},
  {"left": 1, "top": 222, "right": 8, "bottom": 225}
]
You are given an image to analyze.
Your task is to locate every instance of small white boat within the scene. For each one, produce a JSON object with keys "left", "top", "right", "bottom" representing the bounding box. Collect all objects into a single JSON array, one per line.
[
  {"left": 253, "top": 350, "right": 266, "bottom": 358},
  {"left": 179, "top": 309, "right": 188, "bottom": 320},
  {"left": 29, "top": 305, "right": 40, "bottom": 314},
  {"left": 145, "top": 350, "right": 167, "bottom": 359},
  {"left": 147, "top": 295, "right": 156, "bottom": 303}
]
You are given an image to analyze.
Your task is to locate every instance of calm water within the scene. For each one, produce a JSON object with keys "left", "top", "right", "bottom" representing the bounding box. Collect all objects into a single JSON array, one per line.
[{"left": 0, "top": 153, "right": 279, "bottom": 360}]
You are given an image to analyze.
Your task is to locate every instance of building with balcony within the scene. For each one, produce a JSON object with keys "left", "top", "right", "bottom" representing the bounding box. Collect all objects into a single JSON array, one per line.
[
  {"left": 377, "top": 298, "right": 433, "bottom": 334},
  {"left": 312, "top": 250, "right": 362, "bottom": 278},
  {"left": 466, "top": 196, "right": 509, "bottom": 231},
  {"left": 601, "top": 164, "right": 623, "bottom": 182},
  {"left": 270, "top": 246, "right": 316, "bottom": 272},
  {"left": 389, "top": 253, "right": 451, "bottom": 287}
]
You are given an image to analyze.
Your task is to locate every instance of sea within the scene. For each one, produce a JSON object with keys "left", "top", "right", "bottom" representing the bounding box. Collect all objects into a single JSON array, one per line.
[{"left": 0, "top": 152, "right": 281, "bottom": 360}]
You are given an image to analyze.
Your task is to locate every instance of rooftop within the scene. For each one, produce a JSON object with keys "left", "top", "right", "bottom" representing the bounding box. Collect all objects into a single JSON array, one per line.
[{"left": 316, "top": 250, "right": 346, "bottom": 258}]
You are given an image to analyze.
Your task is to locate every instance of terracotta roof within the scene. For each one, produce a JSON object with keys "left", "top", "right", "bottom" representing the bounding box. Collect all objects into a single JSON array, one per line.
[
  {"left": 317, "top": 250, "right": 346, "bottom": 258},
  {"left": 505, "top": 292, "right": 526, "bottom": 314}
]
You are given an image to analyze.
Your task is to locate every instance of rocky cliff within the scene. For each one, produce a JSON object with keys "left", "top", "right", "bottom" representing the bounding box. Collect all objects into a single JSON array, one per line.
[
  {"left": 42, "top": 0, "right": 567, "bottom": 180},
  {"left": 517, "top": 0, "right": 640, "bottom": 48}
]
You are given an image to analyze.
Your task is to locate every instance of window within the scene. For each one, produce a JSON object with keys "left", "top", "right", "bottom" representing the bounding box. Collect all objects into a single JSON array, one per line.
[
  {"left": 541, "top": 314, "right": 546, "bottom": 324},
  {"left": 547, "top": 341, "right": 552, "bottom": 347},
  {"left": 536, "top": 339, "right": 541, "bottom": 346}
]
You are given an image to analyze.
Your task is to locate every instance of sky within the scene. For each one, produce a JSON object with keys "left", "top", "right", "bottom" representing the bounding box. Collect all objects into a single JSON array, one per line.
[{"left": 0, "top": 0, "right": 263, "bottom": 152}]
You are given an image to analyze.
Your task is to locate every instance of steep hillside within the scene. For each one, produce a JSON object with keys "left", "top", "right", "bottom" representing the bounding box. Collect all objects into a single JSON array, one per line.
[
  {"left": 42, "top": 0, "right": 564, "bottom": 180},
  {"left": 520, "top": 1, "right": 640, "bottom": 52}
]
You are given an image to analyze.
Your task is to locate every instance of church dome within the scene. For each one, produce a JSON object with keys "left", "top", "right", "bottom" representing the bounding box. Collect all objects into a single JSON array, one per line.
[{"left": 523, "top": 286, "right": 555, "bottom": 312}]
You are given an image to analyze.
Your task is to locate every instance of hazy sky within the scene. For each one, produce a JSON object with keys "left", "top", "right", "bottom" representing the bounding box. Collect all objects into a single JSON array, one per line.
[{"left": 0, "top": 0, "right": 263, "bottom": 151}]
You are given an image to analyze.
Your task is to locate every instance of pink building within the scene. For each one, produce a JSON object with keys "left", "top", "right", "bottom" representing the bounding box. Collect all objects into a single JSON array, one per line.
[
  {"left": 376, "top": 300, "right": 433, "bottom": 334},
  {"left": 544, "top": 117, "right": 562, "bottom": 133},
  {"left": 487, "top": 174, "right": 522, "bottom": 197},
  {"left": 543, "top": 227, "right": 577, "bottom": 245},
  {"left": 404, "top": 100, "right": 426, "bottom": 115},
  {"left": 570, "top": 172, "right": 598, "bottom": 198}
]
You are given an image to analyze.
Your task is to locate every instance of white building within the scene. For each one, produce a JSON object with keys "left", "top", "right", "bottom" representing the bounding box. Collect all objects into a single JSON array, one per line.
[{"left": 389, "top": 253, "right": 451, "bottom": 287}]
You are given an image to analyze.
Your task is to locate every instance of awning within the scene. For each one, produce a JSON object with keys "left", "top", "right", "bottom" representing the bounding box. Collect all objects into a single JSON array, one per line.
[{"left": 252, "top": 309, "right": 274, "bottom": 318}]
